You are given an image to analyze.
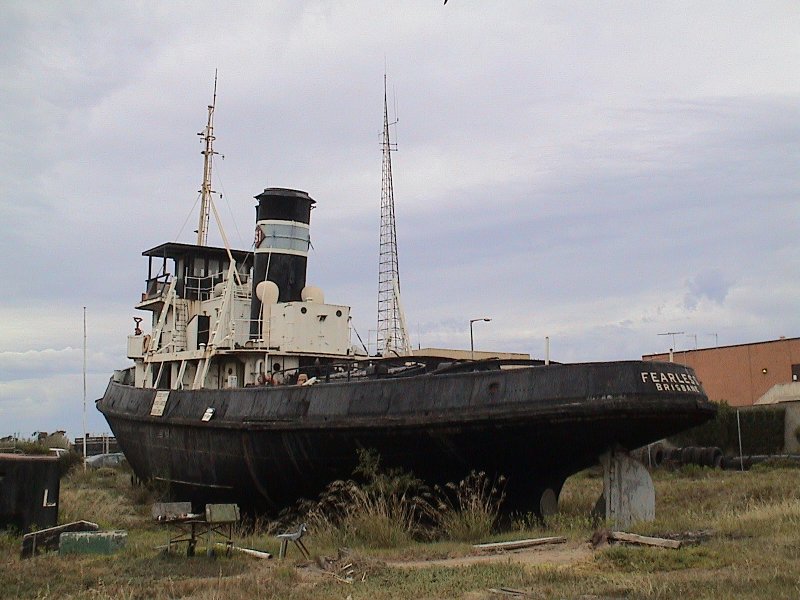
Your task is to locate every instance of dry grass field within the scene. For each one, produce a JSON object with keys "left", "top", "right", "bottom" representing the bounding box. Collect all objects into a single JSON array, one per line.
[{"left": 2, "top": 462, "right": 800, "bottom": 599}]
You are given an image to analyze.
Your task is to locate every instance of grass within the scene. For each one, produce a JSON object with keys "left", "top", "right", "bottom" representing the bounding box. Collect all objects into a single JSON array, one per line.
[
  {"left": 434, "top": 471, "right": 506, "bottom": 542},
  {"left": 3, "top": 463, "right": 800, "bottom": 598},
  {"left": 293, "top": 450, "right": 440, "bottom": 549},
  {"left": 58, "top": 467, "right": 151, "bottom": 528},
  {"left": 295, "top": 452, "right": 508, "bottom": 548}
]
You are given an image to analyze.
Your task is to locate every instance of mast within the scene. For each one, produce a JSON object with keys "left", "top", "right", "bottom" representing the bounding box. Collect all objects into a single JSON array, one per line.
[
  {"left": 196, "top": 72, "right": 218, "bottom": 246},
  {"left": 377, "top": 75, "right": 411, "bottom": 356}
]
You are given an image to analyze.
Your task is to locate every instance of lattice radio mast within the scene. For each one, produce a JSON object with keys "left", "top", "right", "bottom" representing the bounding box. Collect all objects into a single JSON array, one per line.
[{"left": 377, "top": 76, "right": 411, "bottom": 356}]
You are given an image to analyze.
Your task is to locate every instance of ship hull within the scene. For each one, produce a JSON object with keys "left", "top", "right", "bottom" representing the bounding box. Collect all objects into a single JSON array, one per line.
[{"left": 97, "top": 360, "right": 715, "bottom": 514}]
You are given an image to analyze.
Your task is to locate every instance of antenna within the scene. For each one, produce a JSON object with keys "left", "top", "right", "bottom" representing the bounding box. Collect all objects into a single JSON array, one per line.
[
  {"left": 377, "top": 74, "right": 411, "bottom": 356},
  {"left": 196, "top": 70, "right": 219, "bottom": 246},
  {"left": 658, "top": 331, "right": 685, "bottom": 350}
]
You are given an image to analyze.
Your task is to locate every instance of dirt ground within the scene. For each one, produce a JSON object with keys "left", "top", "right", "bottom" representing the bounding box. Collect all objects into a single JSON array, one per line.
[{"left": 387, "top": 539, "right": 594, "bottom": 569}]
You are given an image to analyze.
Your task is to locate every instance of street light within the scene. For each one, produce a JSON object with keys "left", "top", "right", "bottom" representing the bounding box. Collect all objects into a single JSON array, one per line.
[{"left": 470, "top": 317, "right": 491, "bottom": 360}]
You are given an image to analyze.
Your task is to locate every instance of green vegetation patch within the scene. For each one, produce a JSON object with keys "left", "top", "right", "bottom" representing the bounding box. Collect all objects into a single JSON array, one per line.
[
  {"left": 347, "top": 563, "right": 529, "bottom": 599},
  {"left": 599, "top": 544, "right": 723, "bottom": 573},
  {"left": 670, "top": 402, "right": 786, "bottom": 455},
  {"left": 290, "top": 449, "right": 508, "bottom": 548}
]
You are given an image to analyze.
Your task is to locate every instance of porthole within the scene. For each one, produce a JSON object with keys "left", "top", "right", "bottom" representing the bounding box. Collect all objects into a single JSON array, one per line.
[
  {"left": 336, "top": 310, "right": 342, "bottom": 317},
  {"left": 301, "top": 307, "right": 307, "bottom": 314}
]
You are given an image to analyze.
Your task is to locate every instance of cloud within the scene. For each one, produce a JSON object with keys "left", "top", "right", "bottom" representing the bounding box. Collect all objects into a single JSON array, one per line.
[
  {"left": 0, "top": 348, "right": 118, "bottom": 381},
  {"left": 0, "top": 373, "right": 111, "bottom": 439},
  {"left": 1, "top": 2, "right": 799, "bottom": 438},
  {"left": 684, "top": 270, "right": 734, "bottom": 311}
]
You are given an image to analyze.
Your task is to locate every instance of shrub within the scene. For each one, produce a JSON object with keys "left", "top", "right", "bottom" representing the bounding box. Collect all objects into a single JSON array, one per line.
[
  {"left": 297, "top": 449, "right": 437, "bottom": 548},
  {"left": 434, "top": 471, "right": 506, "bottom": 542},
  {"left": 57, "top": 450, "right": 84, "bottom": 477},
  {"left": 293, "top": 451, "right": 510, "bottom": 547},
  {"left": 669, "top": 402, "right": 786, "bottom": 455},
  {"left": 8, "top": 440, "right": 49, "bottom": 455}
]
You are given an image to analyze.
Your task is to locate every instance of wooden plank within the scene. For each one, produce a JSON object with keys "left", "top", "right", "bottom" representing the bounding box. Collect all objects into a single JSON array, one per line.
[
  {"left": 609, "top": 531, "right": 681, "bottom": 549},
  {"left": 487, "top": 587, "right": 531, "bottom": 597},
  {"left": 473, "top": 536, "right": 566, "bottom": 551},
  {"left": 216, "top": 543, "right": 272, "bottom": 559}
]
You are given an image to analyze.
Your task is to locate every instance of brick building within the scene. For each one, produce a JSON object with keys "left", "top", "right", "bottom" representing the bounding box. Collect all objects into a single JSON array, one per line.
[{"left": 643, "top": 337, "right": 800, "bottom": 407}]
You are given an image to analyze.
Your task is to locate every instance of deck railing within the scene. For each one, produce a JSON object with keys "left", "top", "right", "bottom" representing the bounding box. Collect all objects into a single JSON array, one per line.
[{"left": 143, "top": 274, "right": 171, "bottom": 301}]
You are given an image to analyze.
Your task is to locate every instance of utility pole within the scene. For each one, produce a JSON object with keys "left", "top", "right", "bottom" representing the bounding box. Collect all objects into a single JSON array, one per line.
[{"left": 82, "top": 306, "right": 87, "bottom": 469}]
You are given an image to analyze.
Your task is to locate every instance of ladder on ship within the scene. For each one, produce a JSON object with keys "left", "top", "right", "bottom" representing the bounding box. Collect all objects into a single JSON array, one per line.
[
  {"left": 143, "top": 278, "right": 177, "bottom": 387},
  {"left": 173, "top": 300, "right": 189, "bottom": 352}
]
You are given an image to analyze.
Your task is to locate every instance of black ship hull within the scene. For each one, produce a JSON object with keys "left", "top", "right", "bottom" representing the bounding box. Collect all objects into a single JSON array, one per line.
[{"left": 97, "top": 360, "right": 715, "bottom": 514}]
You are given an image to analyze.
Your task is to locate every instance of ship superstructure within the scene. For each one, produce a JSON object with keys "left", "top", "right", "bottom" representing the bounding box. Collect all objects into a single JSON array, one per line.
[
  {"left": 123, "top": 88, "right": 354, "bottom": 392},
  {"left": 125, "top": 189, "right": 354, "bottom": 391}
]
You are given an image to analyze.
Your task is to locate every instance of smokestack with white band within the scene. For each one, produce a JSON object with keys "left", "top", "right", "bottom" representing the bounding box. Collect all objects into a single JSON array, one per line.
[{"left": 250, "top": 188, "right": 315, "bottom": 337}]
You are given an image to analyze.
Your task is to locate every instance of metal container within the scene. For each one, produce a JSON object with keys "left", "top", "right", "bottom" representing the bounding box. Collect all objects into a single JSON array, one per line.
[{"left": 0, "top": 453, "right": 60, "bottom": 533}]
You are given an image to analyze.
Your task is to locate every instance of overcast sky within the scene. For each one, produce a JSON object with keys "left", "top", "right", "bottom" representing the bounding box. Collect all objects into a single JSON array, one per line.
[{"left": 1, "top": 2, "right": 798, "bottom": 439}]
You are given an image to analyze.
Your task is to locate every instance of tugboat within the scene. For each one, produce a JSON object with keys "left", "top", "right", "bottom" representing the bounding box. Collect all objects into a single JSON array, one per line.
[{"left": 97, "top": 88, "right": 716, "bottom": 515}]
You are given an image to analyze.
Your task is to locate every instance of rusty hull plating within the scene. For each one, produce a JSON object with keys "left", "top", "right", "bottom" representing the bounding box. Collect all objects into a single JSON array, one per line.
[{"left": 97, "top": 359, "right": 715, "bottom": 514}]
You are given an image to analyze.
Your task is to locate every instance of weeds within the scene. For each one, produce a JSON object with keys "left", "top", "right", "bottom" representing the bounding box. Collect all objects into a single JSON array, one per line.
[
  {"left": 296, "top": 450, "right": 438, "bottom": 548},
  {"left": 541, "top": 512, "right": 597, "bottom": 537},
  {"left": 56, "top": 450, "right": 84, "bottom": 476},
  {"left": 599, "top": 544, "right": 723, "bottom": 572},
  {"left": 293, "top": 451, "right": 511, "bottom": 547},
  {"left": 4, "top": 440, "right": 50, "bottom": 455},
  {"left": 434, "top": 471, "right": 506, "bottom": 541},
  {"left": 0, "top": 530, "right": 19, "bottom": 553},
  {"left": 58, "top": 468, "right": 163, "bottom": 528}
]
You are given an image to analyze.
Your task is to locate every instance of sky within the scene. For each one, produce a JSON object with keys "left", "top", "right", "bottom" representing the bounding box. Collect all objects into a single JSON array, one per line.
[{"left": 1, "top": 1, "right": 798, "bottom": 440}]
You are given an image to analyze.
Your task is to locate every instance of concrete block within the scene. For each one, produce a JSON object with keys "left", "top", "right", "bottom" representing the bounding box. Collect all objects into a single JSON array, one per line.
[
  {"left": 21, "top": 520, "right": 99, "bottom": 558},
  {"left": 59, "top": 530, "right": 127, "bottom": 555},
  {"left": 600, "top": 448, "right": 655, "bottom": 529}
]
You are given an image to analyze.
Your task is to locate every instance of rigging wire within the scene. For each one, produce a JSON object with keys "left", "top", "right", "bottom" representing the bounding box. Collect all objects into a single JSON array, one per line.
[
  {"left": 350, "top": 320, "right": 370, "bottom": 355},
  {"left": 175, "top": 192, "right": 203, "bottom": 241},
  {"left": 214, "top": 162, "right": 246, "bottom": 249}
]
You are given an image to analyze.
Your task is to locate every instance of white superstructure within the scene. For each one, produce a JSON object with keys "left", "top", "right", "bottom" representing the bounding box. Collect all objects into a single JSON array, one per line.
[{"left": 119, "top": 84, "right": 355, "bottom": 391}]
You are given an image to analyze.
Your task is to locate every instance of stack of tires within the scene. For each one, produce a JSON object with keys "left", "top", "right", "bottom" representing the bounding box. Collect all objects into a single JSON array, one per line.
[
  {"left": 630, "top": 443, "right": 666, "bottom": 468},
  {"left": 665, "top": 446, "right": 725, "bottom": 469}
]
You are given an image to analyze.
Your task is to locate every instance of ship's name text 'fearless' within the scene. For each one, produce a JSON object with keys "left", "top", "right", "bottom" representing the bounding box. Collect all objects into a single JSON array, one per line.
[{"left": 640, "top": 371, "right": 701, "bottom": 393}]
